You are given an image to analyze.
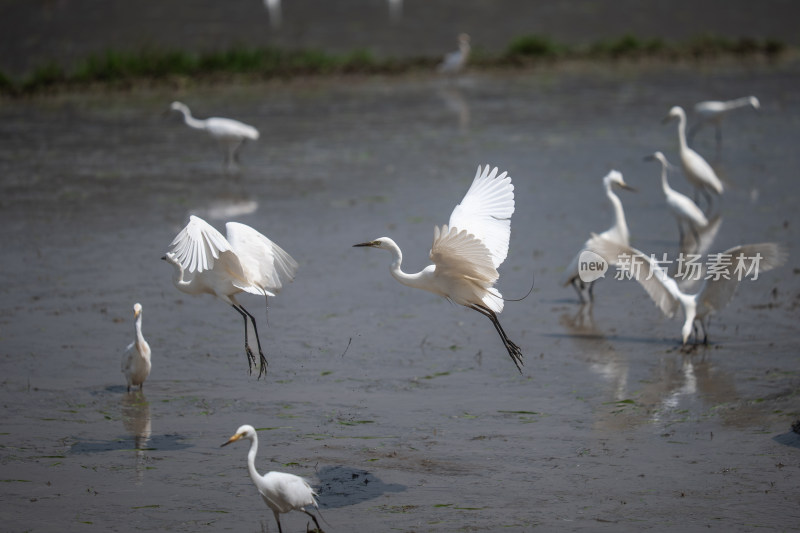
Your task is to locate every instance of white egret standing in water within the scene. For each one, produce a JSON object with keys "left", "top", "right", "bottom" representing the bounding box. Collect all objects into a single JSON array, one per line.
[
  {"left": 561, "top": 170, "right": 635, "bottom": 303},
  {"left": 354, "top": 164, "right": 523, "bottom": 372},
  {"left": 663, "top": 106, "right": 724, "bottom": 211},
  {"left": 169, "top": 101, "right": 260, "bottom": 167},
  {"left": 588, "top": 235, "right": 786, "bottom": 346},
  {"left": 221, "top": 425, "right": 322, "bottom": 533},
  {"left": 162, "top": 216, "right": 298, "bottom": 378},
  {"left": 645, "top": 151, "right": 708, "bottom": 248},
  {"left": 122, "top": 303, "right": 151, "bottom": 392},
  {"left": 438, "top": 33, "right": 471, "bottom": 75},
  {"left": 688, "top": 95, "right": 760, "bottom": 147}
]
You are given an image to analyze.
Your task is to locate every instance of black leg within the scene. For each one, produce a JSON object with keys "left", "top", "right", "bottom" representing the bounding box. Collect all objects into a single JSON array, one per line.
[
  {"left": 274, "top": 511, "right": 283, "bottom": 533},
  {"left": 236, "top": 304, "right": 268, "bottom": 379},
  {"left": 302, "top": 510, "right": 322, "bottom": 532},
  {"left": 231, "top": 304, "right": 256, "bottom": 375},
  {"left": 587, "top": 280, "right": 595, "bottom": 302},
  {"left": 469, "top": 304, "right": 524, "bottom": 373},
  {"left": 571, "top": 278, "right": 586, "bottom": 304}
]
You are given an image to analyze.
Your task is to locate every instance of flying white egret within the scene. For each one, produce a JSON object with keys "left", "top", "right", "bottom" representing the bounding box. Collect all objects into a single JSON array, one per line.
[
  {"left": 663, "top": 106, "right": 724, "bottom": 211},
  {"left": 121, "top": 303, "right": 152, "bottom": 392},
  {"left": 688, "top": 95, "right": 760, "bottom": 147},
  {"left": 354, "top": 164, "right": 523, "bottom": 372},
  {"left": 169, "top": 101, "right": 260, "bottom": 166},
  {"left": 588, "top": 235, "right": 786, "bottom": 346},
  {"left": 438, "top": 33, "right": 471, "bottom": 75},
  {"left": 221, "top": 425, "right": 322, "bottom": 533},
  {"left": 645, "top": 151, "right": 708, "bottom": 248},
  {"left": 162, "top": 215, "right": 298, "bottom": 378},
  {"left": 561, "top": 170, "right": 635, "bottom": 303}
]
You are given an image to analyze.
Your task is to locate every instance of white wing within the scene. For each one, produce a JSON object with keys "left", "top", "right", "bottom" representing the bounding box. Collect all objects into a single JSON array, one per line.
[
  {"left": 168, "top": 215, "right": 233, "bottom": 273},
  {"left": 699, "top": 243, "right": 787, "bottom": 312},
  {"left": 225, "top": 222, "right": 298, "bottom": 296},
  {"left": 587, "top": 234, "right": 682, "bottom": 318},
  {"left": 448, "top": 165, "right": 515, "bottom": 268}
]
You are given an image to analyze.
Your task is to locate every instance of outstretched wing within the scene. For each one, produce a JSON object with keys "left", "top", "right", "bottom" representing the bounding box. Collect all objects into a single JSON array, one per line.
[
  {"left": 225, "top": 222, "right": 299, "bottom": 296},
  {"left": 448, "top": 165, "right": 515, "bottom": 268},
  {"left": 587, "top": 234, "right": 682, "bottom": 318},
  {"left": 699, "top": 243, "right": 787, "bottom": 312},
  {"left": 168, "top": 215, "right": 233, "bottom": 273}
]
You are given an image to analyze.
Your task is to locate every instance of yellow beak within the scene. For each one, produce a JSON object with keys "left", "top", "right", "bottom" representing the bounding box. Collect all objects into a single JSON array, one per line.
[{"left": 220, "top": 433, "right": 243, "bottom": 447}]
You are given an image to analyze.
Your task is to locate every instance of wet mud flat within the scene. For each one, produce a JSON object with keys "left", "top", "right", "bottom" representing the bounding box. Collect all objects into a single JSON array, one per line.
[{"left": 0, "top": 60, "right": 799, "bottom": 531}]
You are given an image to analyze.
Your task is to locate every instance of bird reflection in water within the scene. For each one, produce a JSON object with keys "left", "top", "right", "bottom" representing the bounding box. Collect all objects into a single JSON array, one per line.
[{"left": 121, "top": 392, "right": 152, "bottom": 484}]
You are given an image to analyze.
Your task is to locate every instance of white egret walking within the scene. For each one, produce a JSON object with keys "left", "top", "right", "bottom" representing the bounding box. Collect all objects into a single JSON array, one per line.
[
  {"left": 688, "top": 95, "right": 760, "bottom": 147},
  {"left": 645, "top": 151, "right": 708, "bottom": 248},
  {"left": 221, "top": 425, "right": 322, "bottom": 533},
  {"left": 354, "top": 164, "right": 523, "bottom": 372},
  {"left": 169, "top": 101, "right": 260, "bottom": 166},
  {"left": 663, "top": 106, "right": 724, "bottom": 211},
  {"left": 588, "top": 235, "right": 786, "bottom": 346},
  {"left": 121, "top": 303, "right": 151, "bottom": 392},
  {"left": 438, "top": 33, "right": 471, "bottom": 75},
  {"left": 162, "top": 215, "right": 298, "bottom": 377},
  {"left": 561, "top": 170, "right": 635, "bottom": 303}
]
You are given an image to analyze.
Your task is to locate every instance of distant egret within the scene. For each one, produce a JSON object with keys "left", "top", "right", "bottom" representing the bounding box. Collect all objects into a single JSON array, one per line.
[
  {"left": 688, "top": 96, "right": 760, "bottom": 147},
  {"left": 354, "top": 164, "right": 523, "bottom": 372},
  {"left": 169, "top": 101, "right": 260, "bottom": 166},
  {"left": 121, "top": 303, "right": 151, "bottom": 392},
  {"left": 645, "top": 151, "right": 708, "bottom": 248},
  {"left": 438, "top": 33, "right": 471, "bottom": 75},
  {"left": 162, "top": 215, "right": 298, "bottom": 377},
  {"left": 221, "top": 425, "right": 322, "bottom": 533},
  {"left": 589, "top": 235, "right": 786, "bottom": 346},
  {"left": 562, "top": 170, "right": 635, "bottom": 303},
  {"left": 663, "top": 106, "right": 724, "bottom": 211}
]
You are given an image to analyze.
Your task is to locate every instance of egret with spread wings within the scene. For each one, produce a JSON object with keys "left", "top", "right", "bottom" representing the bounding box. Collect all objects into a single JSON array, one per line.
[
  {"left": 354, "top": 164, "right": 523, "bottom": 372},
  {"left": 162, "top": 216, "right": 298, "bottom": 377}
]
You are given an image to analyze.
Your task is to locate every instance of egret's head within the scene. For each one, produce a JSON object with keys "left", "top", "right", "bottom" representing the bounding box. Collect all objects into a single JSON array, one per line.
[
  {"left": 169, "top": 101, "right": 185, "bottom": 112},
  {"left": 749, "top": 96, "right": 760, "bottom": 110},
  {"left": 681, "top": 304, "right": 697, "bottom": 346},
  {"left": 353, "top": 238, "right": 392, "bottom": 251},
  {"left": 662, "top": 105, "right": 684, "bottom": 124},
  {"left": 220, "top": 424, "right": 256, "bottom": 447},
  {"left": 133, "top": 303, "right": 142, "bottom": 318},
  {"left": 644, "top": 151, "right": 669, "bottom": 168},
  {"left": 604, "top": 170, "right": 636, "bottom": 192},
  {"left": 458, "top": 33, "right": 471, "bottom": 45}
]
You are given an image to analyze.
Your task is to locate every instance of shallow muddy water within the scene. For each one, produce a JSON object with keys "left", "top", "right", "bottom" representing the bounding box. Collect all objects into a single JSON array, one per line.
[{"left": 1, "top": 60, "right": 799, "bottom": 532}]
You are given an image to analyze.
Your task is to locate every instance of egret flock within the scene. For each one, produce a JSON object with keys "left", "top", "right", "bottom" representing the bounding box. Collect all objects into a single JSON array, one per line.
[{"left": 124, "top": 43, "right": 782, "bottom": 529}]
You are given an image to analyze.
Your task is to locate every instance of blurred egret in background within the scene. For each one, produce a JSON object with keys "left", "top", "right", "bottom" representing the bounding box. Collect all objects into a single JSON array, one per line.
[
  {"left": 561, "top": 170, "right": 635, "bottom": 303},
  {"left": 663, "top": 106, "right": 724, "bottom": 212},
  {"left": 645, "top": 151, "right": 708, "bottom": 249},
  {"left": 589, "top": 235, "right": 786, "bottom": 346},
  {"left": 162, "top": 216, "right": 298, "bottom": 378},
  {"left": 688, "top": 95, "right": 760, "bottom": 148},
  {"left": 221, "top": 425, "right": 322, "bottom": 533},
  {"left": 354, "top": 164, "right": 523, "bottom": 372},
  {"left": 438, "top": 33, "right": 471, "bottom": 75},
  {"left": 121, "top": 303, "right": 151, "bottom": 392},
  {"left": 169, "top": 101, "right": 260, "bottom": 167}
]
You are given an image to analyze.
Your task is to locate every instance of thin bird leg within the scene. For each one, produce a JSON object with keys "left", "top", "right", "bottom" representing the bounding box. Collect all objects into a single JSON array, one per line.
[
  {"left": 587, "top": 280, "right": 596, "bottom": 302},
  {"left": 231, "top": 305, "right": 256, "bottom": 374},
  {"left": 468, "top": 304, "right": 524, "bottom": 373},
  {"left": 302, "top": 510, "right": 322, "bottom": 532},
  {"left": 570, "top": 278, "right": 586, "bottom": 304},
  {"left": 236, "top": 304, "right": 268, "bottom": 379},
  {"left": 274, "top": 511, "right": 284, "bottom": 533},
  {"left": 233, "top": 140, "right": 244, "bottom": 163}
]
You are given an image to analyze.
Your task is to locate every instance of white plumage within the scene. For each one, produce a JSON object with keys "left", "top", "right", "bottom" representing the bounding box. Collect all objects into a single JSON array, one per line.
[
  {"left": 689, "top": 95, "right": 760, "bottom": 147},
  {"left": 354, "top": 164, "right": 523, "bottom": 372},
  {"left": 588, "top": 235, "right": 786, "bottom": 346},
  {"left": 221, "top": 425, "right": 321, "bottom": 533},
  {"left": 162, "top": 215, "right": 298, "bottom": 377},
  {"left": 562, "top": 170, "right": 635, "bottom": 303},
  {"left": 121, "top": 303, "right": 151, "bottom": 392},
  {"left": 438, "top": 33, "right": 471, "bottom": 74}
]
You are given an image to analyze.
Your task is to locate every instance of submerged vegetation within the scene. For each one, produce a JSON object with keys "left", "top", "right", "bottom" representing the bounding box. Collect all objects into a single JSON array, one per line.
[{"left": 1, "top": 34, "right": 789, "bottom": 96}]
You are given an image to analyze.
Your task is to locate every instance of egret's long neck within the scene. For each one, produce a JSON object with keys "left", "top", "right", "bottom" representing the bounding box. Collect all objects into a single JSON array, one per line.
[
  {"left": 166, "top": 256, "right": 191, "bottom": 288},
  {"left": 177, "top": 106, "right": 206, "bottom": 131},
  {"left": 134, "top": 314, "right": 147, "bottom": 356},
  {"left": 676, "top": 112, "right": 688, "bottom": 150},
  {"left": 728, "top": 97, "right": 754, "bottom": 111},
  {"left": 385, "top": 242, "right": 427, "bottom": 290},
  {"left": 659, "top": 164, "right": 672, "bottom": 196},
  {"left": 246, "top": 435, "right": 261, "bottom": 485},
  {"left": 605, "top": 184, "right": 629, "bottom": 245}
]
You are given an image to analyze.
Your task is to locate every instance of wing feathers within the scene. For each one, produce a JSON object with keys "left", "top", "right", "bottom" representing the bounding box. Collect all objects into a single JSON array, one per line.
[{"left": 169, "top": 215, "right": 233, "bottom": 273}]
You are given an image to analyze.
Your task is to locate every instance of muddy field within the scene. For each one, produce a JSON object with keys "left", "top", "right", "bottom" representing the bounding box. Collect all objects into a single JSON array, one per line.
[{"left": 1, "top": 57, "right": 799, "bottom": 531}]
